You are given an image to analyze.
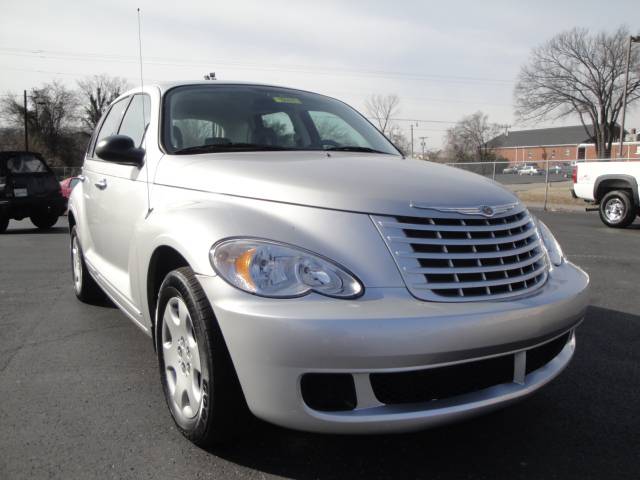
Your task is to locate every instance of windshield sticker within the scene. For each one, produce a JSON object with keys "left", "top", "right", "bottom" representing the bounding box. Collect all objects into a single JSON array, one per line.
[{"left": 273, "top": 96, "right": 302, "bottom": 104}]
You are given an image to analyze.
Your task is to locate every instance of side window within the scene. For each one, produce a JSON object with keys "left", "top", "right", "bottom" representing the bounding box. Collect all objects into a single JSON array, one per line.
[
  {"left": 118, "top": 94, "right": 151, "bottom": 147},
  {"left": 261, "top": 112, "right": 296, "bottom": 147},
  {"left": 308, "top": 111, "right": 367, "bottom": 147},
  {"left": 92, "top": 97, "right": 131, "bottom": 157}
]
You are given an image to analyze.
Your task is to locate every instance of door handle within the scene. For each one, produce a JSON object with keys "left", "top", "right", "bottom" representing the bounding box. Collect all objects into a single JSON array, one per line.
[{"left": 95, "top": 178, "right": 108, "bottom": 190}]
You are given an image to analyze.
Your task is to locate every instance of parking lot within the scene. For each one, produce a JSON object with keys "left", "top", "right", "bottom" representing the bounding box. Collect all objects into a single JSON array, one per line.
[{"left": 0, "top": 211, "right": 638, "bottom": 480}]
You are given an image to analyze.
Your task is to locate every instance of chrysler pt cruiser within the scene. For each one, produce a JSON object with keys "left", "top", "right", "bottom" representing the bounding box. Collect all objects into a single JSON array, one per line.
[{"left": 68, "top": 81, "right": 589, "bottom": 446}]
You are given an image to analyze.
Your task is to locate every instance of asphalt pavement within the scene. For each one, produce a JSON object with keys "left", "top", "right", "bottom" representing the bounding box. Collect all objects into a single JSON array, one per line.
[{"left": 0, "top": 211, "right": 638, "bottom": 480}]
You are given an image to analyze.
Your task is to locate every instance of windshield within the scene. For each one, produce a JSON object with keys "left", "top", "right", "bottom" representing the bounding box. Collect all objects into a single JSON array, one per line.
[
  {"left": 5, "top": 153, "right": 48, "bottom": 173},
  {"left": 162, "top": 85, "right": 400, "bottom": 155}
]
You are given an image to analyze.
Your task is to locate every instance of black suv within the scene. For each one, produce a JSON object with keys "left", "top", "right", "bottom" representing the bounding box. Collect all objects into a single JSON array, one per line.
[{"left": 0, "top": 151, "right": 66, "bottom": 232}]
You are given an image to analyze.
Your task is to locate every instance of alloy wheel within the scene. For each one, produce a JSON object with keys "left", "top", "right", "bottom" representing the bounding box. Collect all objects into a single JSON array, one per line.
[
  {"left": 71, "top": 236, "right": 83, "bottom": 293},
  {"left": 162, "top": 296, "right": 203, "bottom": 420},
  {"left": 604, "top": 198, "right": 625, "bottom": 223}
]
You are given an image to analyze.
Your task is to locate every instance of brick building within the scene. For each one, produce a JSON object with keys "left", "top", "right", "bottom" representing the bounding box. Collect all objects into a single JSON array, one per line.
[{"left": 488, "top": 125, "right": 640, "bottom": 165}]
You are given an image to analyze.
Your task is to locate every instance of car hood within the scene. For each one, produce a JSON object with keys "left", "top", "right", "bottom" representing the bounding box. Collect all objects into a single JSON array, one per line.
[{"left": 154, "top": 151, "right": 519, "bottom": 217}]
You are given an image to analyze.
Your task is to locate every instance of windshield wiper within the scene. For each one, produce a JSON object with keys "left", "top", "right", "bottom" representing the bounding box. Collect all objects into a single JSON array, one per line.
[
  {"left": 173, "top": 143, "right": 300, "bottom": 155},
  {"left": 324, "top": 146, "right": 388, "bottom": 154}
]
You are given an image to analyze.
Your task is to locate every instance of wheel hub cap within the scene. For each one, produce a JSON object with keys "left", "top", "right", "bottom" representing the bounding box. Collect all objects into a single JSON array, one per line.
[
  {"left": 161, "top": 297, "right": 203, "bottom": 420},
  {"left": 71, "top": 237, "right": 82, "bottom": 291},
  {"left": 605, "top": 198, "right": 625, "bottom": 222}
]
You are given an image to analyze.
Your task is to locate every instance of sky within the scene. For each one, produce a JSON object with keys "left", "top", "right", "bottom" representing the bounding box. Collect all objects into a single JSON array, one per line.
[{"left": 1, "top": 0, "right": 638, "bottom": 150}]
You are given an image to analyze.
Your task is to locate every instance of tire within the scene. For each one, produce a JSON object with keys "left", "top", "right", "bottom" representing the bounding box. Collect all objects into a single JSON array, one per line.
[
  {"left": 156, "top": 267, "right": 249, "bottom": 447},
  {"left": 70, "top": 226, "right": 104, "bottom": 302},
  {"left": 31, "top": 212, "right": 59, "bottom": 230},
  {"left": 0, "top": 214, "right": 8, "bottom": 233},
  {"left": 599, "top": 190, "right": 636, "bottom": 228}
]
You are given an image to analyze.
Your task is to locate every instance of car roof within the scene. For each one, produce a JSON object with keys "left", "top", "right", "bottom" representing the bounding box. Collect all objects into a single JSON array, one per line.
[{"left": 120, "top": 80, "right": 326, "bottom": 98}]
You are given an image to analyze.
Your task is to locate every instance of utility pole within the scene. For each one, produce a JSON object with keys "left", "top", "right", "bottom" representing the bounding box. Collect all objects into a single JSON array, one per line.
[
  {"left": 409, "top": 122, "right": 418, "bottom": 158},
  {"left": 419, "top": 136, "right": 427, "bottom": 159},
  {"left": 23, "top": 90, "right": 29, "bottom": 152},
  {"left": 619, "top": 35, "right": 640, "bottom": 158}
]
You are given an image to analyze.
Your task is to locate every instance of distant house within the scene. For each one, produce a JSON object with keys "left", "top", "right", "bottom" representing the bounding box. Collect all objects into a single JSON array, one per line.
[{"left": 487, "top": 125, "right": 640, "bottom": 164}]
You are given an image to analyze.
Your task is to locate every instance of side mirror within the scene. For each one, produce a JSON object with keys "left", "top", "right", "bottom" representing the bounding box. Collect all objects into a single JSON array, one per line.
[{"left": 95, "top": 135, "right": 145, "bottom": 167}]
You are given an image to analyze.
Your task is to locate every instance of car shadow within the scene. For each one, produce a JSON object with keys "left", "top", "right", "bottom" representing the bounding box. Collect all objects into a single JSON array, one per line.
[
  {"left": 206, "top": 305, "right": 639, "bottom": 480},
  {"left": 4, "top": 226, "right": 68, "bottom": 235}
]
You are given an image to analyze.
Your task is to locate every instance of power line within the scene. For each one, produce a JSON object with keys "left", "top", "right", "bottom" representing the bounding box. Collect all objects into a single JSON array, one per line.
[{"left": 0, "top": 47, "right": 515, "bottom": 86}]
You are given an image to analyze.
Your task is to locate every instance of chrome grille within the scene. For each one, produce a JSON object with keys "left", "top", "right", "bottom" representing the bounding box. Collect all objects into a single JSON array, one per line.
[{"left": 372, "top": 206, "right": 548, "bottom": 302}]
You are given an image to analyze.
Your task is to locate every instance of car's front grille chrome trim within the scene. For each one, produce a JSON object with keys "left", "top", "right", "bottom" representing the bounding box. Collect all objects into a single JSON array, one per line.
[{"left": 372, "top": 205, "right": 549, "bottom": 302}]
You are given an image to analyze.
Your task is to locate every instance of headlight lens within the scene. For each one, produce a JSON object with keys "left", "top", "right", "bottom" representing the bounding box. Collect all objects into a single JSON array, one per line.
[
  {"left": 210, "top": 239, "right": 364, "bottom": 298},
  {"left": 536, "top": 220, "right": 565, "bottom": 266}
]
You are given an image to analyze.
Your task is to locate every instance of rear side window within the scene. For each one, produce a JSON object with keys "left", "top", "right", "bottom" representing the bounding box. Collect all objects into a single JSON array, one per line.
[
  {"left": 92, "top": 97, "right": 131, "bottom": 156},
  {"left": 5, "top": 154, "right": 47, "bottom": 173},
  {"left": 119, "top": 94, "right": 151, "bottom": 147},
  {"left": 261, "top": 112, "right": 296, "bottom": 147},
  {"left": 308, "top": 111, "right": 368, "bottom": 147}
]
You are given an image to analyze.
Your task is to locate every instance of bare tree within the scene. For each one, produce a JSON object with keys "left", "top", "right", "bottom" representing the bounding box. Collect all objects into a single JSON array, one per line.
[
  {"left": 445, "top": 111, "right": 501, "bottom": 163},
  {"left": 77, "top": 74, "right": 131, "bottom": 131},
  {"left": 1, "top": 81, "right": 79, "bottom": 159},
  {"left": 365, "top": 94, "right": 400, "bottom": 134},
  {"left": 387, "top": 124, "right": 410, "bottom": 155},
  {"left": 515, "top": 26, "right": 640, "bottom": 158}
]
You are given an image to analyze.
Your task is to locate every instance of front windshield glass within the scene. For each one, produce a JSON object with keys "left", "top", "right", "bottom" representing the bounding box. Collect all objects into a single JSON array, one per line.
[{"left": 163, "top": 85, "right": 400, "bottom": 155}]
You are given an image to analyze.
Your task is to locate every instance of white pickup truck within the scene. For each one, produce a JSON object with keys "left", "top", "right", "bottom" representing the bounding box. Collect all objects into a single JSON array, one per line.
[{"left": 573, "top": 161, "right": 640, "bottom": 227}]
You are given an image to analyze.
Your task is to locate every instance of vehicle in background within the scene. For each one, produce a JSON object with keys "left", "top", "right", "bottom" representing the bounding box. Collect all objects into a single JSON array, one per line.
[
  {"left": 518, "top": 165, "right": 543, "bottom": 176},
  {"left": 572, "top": 160, "right": 640, "bottom": 227},
  {"left": 68, "top": 81, "right": 588, "bottom": 446},
  {"left": 60, "top": 176, "right": 81, "bottom": 200},
  {"left": 549, "top": 164, "right": 572, "bottom": 177},
  {"left": 0, "top": 151, "right": 66, "bottom": 233},
  {"left": 502, "top": 165, "right": 520, "bottom": 174}
]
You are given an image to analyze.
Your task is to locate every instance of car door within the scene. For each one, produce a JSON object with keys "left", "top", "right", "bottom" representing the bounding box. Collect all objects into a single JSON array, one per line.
[{"left": 82, "top": 94, "right": 151, "bottom": 306}]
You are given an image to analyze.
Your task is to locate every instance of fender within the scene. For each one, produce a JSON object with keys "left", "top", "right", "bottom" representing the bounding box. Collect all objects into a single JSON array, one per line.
[
  {"left": 133, "top": 187, "right": 405, "bottom": 328},
  {"left": 593, "top": 174, "right": 639, "bottom": 205}
]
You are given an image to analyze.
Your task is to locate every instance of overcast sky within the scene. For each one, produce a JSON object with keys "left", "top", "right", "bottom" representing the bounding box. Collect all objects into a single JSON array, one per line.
[{"left": 1, "top": 0, "right": 638, "bottom": 149}]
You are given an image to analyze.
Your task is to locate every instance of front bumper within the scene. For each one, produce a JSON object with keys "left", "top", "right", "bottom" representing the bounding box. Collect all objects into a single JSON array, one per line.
[{"left": 197, "top": 261, "right": 589, "bottom": 434}]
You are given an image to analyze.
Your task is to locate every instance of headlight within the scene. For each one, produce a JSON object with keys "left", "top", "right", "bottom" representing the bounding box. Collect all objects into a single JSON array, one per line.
[
  {"left": 210, "top": 239, "right": 364, "bottom": 298},
  {"left": 536, "top": 219, "right": 565, "bottom": 267}
]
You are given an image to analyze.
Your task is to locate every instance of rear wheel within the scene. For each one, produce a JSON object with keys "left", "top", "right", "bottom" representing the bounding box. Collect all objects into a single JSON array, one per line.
[
  {"left": 599, "top": 190, "right": 636, "bottom": 228},
  {"left": 157, "top": 267, "right": 248, "bottom": 447},
  {"left": 31, "top": 212, "right": 59, "bottom": 230},
  {"left": 70, "top": 226, "right": 104, "bottom": 302},
  {"left": 0, "top": 214, "right": 8, "bottom": 233}
]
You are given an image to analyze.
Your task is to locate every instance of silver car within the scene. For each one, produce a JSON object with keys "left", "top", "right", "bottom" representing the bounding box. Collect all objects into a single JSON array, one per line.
[{"left": 68, "top": 81, "right": 589, "bottom": 446}]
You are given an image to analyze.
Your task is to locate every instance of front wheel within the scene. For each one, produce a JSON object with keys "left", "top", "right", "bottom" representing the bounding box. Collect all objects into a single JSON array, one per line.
[
  {"left": 157, "top": 267, "right": 248, "bottom": 446},
  {"left": 70, "top": 226, "right": 104, "bottom": 302},
  {"left": 599, "top": 190, "right": 636, "bottom": 228},
  {"left": 31, "top": 212, "right": 59, "bottom": 230}
]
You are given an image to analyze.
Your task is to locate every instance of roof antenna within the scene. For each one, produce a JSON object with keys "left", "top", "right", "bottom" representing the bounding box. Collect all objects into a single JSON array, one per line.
[{"left": 137, "top": 8, "right": 152, "bottom": 218}]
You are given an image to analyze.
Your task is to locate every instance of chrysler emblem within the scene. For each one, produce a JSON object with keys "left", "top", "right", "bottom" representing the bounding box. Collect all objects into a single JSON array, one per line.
[
  {"left": 409, "top": 202, "right": 518, "bottom": 217},
  {"left": 481, "top": 206, "right": 494, "bottom": 216}
]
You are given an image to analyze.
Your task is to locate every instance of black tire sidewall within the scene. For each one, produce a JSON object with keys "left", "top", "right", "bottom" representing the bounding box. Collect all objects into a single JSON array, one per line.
[
  {"left": 599, "top": 190, "right": 635, "bottom": 228},
  {"left": 156, "top": 271, "right": 214, "bottom": 441},
  {"left": 0, "top": 214, "right": 8, "bottom": 233},
  {"left": 31, "top": 212, "right": 58, "bottom": 229}
]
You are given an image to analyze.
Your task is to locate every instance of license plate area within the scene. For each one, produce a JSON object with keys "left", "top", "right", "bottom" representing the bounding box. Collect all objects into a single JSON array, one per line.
[{"left": 14, "top": 188, "right": 28, "bottom": 197}]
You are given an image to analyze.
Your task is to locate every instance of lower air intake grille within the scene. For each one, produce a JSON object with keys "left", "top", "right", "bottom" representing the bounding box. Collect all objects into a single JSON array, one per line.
[{"left": 370, "top": 333, "right": 572, "bottom": 406}]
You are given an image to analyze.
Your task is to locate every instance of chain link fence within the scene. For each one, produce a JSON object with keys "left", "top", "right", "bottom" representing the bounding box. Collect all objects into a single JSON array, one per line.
[
  {"left": 51, "top": 167, "right": 83, "bottom": 181},
  {"left": 443, "top": 158, "right": 636, "bottom": 210}
]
